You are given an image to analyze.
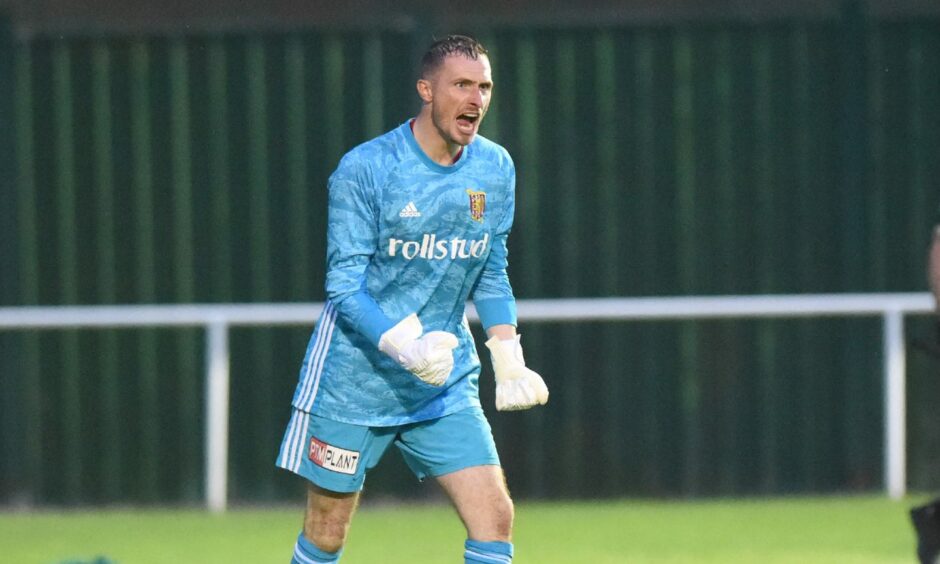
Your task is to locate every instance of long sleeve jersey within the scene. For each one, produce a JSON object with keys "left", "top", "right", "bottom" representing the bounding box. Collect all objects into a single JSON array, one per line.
[{"left": 289, "top": 121, "right": 518, "bottom": 426}]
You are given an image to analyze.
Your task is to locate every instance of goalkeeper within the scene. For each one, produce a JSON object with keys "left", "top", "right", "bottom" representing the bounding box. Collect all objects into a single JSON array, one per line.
[{"left": 276, "top": 35, "right": 548, "bottom": 564}]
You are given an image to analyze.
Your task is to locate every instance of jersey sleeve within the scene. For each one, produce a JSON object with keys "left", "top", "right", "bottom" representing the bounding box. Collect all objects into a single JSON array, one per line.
[
  {"left": 471, "top": 163, "right": 518, "bottom": 330},
  {"left": 323, "top": 158, "right": 396, "bottom": 346}
]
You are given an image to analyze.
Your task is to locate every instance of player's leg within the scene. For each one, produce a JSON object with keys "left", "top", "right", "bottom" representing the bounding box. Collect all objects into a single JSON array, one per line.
[
  {"left": 436, "top": 464, "right": 513, "bottom": 541},
  {"left": 396, "top": 406, "right": 514, "bottom": 563},
  {"left": 292, "top": 483, "right": 359, "bottom": 563},
  {"left": 276, "top": 408, "right": 397, "bottom": 562},
  {"left": 437, "top": 464, "right": 515, "bottom": 563}
]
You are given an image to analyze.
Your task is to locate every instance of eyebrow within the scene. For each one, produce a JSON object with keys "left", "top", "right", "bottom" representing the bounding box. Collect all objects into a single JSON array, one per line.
[{"left": 455, "top": 77, "right": 493, "bottom": 87}]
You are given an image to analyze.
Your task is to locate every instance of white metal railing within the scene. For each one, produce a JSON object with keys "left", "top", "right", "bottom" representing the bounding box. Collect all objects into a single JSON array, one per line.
[{"left": 0, "top": 293, "right": 933, "bottom": 510}]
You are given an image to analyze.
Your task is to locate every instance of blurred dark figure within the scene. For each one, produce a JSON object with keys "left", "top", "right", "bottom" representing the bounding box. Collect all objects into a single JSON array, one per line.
[
  {"left": 911, "top": 213, "right": 940, "bottom": 564},
  {"left": 912, "top": 499, "right": 940, "bottom": 564}
]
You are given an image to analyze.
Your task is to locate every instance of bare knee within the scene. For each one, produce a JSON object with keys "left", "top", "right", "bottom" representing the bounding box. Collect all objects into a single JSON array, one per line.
[
  {"left": 304, "top": 512, "right": 349, "bottom": 553},
  {"left": 490, "top": 493, "right": 514, "bottom": 540},
  {"left": 467, "top": 488, "right": 514, "bottom": 542},
  {"left": 303, "top": 484, "right": 358, "bottom": 553},
  {"left": 439, "top": 466, "right": 516, "bottom": 542},
  {"left": 484, "top": 471, "right": 514, "bottom": 540}
]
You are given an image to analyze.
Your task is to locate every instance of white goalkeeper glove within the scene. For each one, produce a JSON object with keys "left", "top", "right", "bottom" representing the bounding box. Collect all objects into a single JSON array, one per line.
[
  {"left": 378, "top": 313, "right": 459, "bottom": 386},
  {"left": 485, "top": 335, "right": 549, "bottom": 411}
]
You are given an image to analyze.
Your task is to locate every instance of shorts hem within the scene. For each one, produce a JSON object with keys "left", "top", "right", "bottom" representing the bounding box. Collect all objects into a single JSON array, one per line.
[
  {"left": 275, "top": 461, "right": 364, "bottom": 494},
  {"left": 425, "top": 458, "right": 502, "bottom": 480}
]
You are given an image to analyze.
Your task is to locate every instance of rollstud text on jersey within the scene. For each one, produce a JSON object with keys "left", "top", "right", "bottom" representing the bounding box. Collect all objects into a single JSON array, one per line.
[{"left": 388, "top": 233, "right": 489, "bottom": 260}]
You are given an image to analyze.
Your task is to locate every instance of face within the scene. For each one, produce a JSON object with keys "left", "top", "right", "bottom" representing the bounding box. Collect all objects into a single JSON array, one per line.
[{"left": 420, "top": 54, "right": 493, "bottom": 147}]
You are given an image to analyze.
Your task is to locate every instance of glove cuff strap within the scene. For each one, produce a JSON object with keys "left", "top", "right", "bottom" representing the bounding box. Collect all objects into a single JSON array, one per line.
[{"left": 484, "top": 335, "right": 523, "bottom": 366}]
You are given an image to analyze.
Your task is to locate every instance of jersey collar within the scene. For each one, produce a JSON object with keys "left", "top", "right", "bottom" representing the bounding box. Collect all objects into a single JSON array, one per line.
[{"left": 401, "top": 120, "right": 471, "bottom": 175}]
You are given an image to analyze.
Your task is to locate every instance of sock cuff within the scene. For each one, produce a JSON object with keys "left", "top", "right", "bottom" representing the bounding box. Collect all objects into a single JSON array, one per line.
[
  {"left": 464, "top": 539, "right": 513, "bottom": 563},
  {"left": 294, "top": 532, "right": 342, "bottom": 563}
]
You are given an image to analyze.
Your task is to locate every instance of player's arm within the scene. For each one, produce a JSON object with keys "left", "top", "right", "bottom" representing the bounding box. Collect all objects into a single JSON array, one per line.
[
  {"left": 470, "top": 164, "right": 517, "bottom": 331},
  {"left": 324, "top": 162, "right": 457, "bottom": 386},
  {"left": 323, "top": 165, "right": 392, "bottom": 343},
  {"left": 471, "top": 230, "right": 551, "bottom": 412},
  {"left": 471, "top": 165, "right": 548, "bottom": 411}
]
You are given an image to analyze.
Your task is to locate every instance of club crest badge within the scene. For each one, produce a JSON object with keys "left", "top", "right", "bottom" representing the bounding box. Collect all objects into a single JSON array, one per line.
[{"left": 466, "top": 189, "right": 486, "bottom": 222}]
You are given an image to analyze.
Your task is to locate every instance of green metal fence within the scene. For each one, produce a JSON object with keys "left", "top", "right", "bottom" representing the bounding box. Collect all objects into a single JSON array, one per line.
[{"left": 2, "top": 8, "right": 939, "bottom": 505}]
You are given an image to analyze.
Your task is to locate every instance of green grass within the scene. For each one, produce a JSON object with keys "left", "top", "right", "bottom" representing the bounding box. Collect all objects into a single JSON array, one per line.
[{"left": 0, "top": 496, "right": 926, "bottom": 563}]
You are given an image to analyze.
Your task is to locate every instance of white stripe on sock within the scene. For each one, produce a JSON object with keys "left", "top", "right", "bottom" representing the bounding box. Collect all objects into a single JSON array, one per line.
[
  {"left": 464, "top": 548, "right": 512, "bottom": 563},
  {"left": 293, "top": 545, "right": 319, "bottom": 564}
]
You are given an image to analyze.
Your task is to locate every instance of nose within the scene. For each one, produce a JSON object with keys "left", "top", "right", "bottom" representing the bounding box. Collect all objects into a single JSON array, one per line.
[{"left": 468, "top": 86, "right": 484, "bottom": 107}]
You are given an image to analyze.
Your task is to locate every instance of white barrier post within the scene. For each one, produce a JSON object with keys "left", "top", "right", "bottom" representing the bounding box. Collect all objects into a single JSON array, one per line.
[
  {"left": 205, "top": 320, "right": 230, "bottom": 513},
  {"left": 883, "top": 309, "right": 906, "bottom": 500}
]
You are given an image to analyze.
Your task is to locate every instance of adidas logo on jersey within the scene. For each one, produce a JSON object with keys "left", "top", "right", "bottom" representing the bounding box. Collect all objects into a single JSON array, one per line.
[{"left": 399, "top": 202, "right": 421, "bottom": 218}]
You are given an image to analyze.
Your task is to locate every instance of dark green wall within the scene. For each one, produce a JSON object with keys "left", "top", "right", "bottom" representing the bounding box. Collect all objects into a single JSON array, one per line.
[{"left": 2, "top": 9, "right": 939, "bottom": 505}]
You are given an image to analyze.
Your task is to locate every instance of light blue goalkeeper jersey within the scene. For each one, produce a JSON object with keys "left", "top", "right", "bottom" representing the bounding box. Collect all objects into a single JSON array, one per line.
[{"left": 289, "top": 121, "right": 518, "bottom": 426}]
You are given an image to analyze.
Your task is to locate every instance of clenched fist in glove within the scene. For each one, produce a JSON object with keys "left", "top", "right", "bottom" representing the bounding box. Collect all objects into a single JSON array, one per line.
[
  {"left": 378, "top": 313, "right": 459, "bottom": 386},
  {"left": 485, "top": 335, "right": 549, "bottom": 411}
]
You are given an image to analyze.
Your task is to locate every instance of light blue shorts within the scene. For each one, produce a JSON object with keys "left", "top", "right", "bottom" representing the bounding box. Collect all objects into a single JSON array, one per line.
[{"left": 275, "top": 406, "right": 500, "bottom": 493}]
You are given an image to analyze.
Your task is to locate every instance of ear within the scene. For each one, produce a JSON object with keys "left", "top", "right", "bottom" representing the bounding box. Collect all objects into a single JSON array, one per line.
[{"left": 416, "top": 78, "right": 433, "bottom": 104}]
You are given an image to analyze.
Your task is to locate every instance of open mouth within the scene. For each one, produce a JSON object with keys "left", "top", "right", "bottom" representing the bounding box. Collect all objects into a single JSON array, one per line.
[{"left": 456, "top": 112, "right": 480, "bottom": 130}]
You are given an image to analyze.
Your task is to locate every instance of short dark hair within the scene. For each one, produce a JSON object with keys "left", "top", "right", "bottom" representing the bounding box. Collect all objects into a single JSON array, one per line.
[{"left": 420, "top": 35, "right": 489, "bottom": 78}]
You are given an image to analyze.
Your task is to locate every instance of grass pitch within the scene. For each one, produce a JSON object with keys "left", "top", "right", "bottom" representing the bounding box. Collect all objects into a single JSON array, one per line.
[{"left": 0, "top": 495, "right": 925, "bottom": 563}]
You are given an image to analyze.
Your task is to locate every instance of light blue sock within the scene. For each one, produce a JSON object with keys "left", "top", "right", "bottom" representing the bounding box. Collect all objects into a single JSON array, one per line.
[
  {"left": 464, "top": 539, "right": 513, "bottom": 563},
  {"left": 291, "top": 532, "right": 342, "bottom": 563}
]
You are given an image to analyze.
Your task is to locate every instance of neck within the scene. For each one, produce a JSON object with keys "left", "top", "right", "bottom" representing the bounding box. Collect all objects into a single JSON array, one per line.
[{"left": 412, "top": 109, "right": 463, "bottom": 166}]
